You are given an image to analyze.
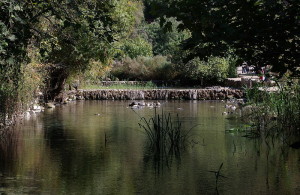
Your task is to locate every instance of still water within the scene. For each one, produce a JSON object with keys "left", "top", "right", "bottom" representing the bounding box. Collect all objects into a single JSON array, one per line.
[{"left": 0, "top": 100, "right": 299, "bottom": 194}]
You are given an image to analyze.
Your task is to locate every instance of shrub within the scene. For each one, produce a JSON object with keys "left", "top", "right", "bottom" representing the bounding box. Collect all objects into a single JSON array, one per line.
[
  {"left": 111, "top": 56, "right": 176, "bottom": 81},
  {"left": 179, "top": 56, "right": 232, "bottom": 85},
  {"left": 142, "top": 55, "right": 176, "bottom": 80},
  {"left": 140, "top": 17, "right": 191, "bottom": 57},
  {"left": 243, "top": 80, "right": 300, "bottom": 139},
  {"left": 117, "top": 37, "right": 153, "bottom": 59},
  {"left": 111, "top": 57, "right": 148, "bottom": 80}
]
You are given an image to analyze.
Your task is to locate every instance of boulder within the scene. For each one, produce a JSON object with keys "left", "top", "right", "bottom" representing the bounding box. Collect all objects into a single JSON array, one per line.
[{"left": 46, "top": 103, "right": 55, "bottom": 108}]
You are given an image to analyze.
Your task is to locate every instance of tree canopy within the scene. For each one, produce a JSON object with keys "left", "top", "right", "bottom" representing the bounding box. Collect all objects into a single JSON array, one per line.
[
  {"left": 147, "top": 0, "right": 299, "bottom": 75},
  {"left": 0, "top": 0, "right": 142, "bottom": 123}
]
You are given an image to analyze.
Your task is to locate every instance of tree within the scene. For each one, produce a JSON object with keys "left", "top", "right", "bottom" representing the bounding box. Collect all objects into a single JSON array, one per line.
[
  {"left": 0, "top": 0, "right": 142, "bottom": 125},
  {"left": 140, "top": 17, "right": 190, "bottom": 56},
  {"left": 40, "top": 0, "right": 143, "bottom": 100},
  {"left": 0, "top": 0, "right": 43, "bottom": 124},
  {"left": 147, "top": 0, "right": 299, "bottom": 76},
  {"left": 117, "top": 37, "right": 153, "bottom": 59}
]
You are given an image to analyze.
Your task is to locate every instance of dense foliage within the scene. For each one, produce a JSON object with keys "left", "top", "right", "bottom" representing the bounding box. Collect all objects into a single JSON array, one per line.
[
  {"left": 244, "top": 81, "right": 300, "bottom": 139},
  {"left": 0, "top": 0, "right": 141, "bottom": 124},
  {"left": 146, "top": 0, "right": 299, "bottom": 75},
  {"left": 141, "top": 18, "right": 191, "bottom": 57},
  {"left": 1, "top": 0, "right": 298, "bottom": 126},
  {"left": 111, "top": 56, "right": 175, "bottom": 81},
  {"left": 176, "top": 56, "right": 236, "bottom": 85},
  {"left": 118, "top": 37, "right": 153, "bottom": 59}
]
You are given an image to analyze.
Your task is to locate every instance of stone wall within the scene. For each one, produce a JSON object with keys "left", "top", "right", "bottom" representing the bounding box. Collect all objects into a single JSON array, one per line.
[
  {"left": 66, "top": 87, "right": 244, "bottom": 101},
  {"left": 99, "top": 80, "right": 177, "bottom": 87}
]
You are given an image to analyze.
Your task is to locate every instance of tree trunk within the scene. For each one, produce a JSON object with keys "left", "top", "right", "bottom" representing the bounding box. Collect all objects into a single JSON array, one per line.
[{"left": 45, "top": 66, "right": 69, "bottom": 102}]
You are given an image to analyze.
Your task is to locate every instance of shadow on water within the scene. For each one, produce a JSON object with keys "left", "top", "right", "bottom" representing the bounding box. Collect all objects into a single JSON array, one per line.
[
  {"left": 0, "top": 127, "right": 21, "bottom": 177},
  {"left": 41, "top": 110, "right": 111, "bottom": 194},
  {"left": 135, "top": 108, "right": 199, "bottom": 175},
  {"left": 143, "top": 142, "right": 183, "bottom": 175},
  {"left": 1, "top": 101, "right": 300, "bottom": 194}
]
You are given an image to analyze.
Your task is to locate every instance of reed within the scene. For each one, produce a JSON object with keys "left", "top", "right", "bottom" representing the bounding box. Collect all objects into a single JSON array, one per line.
[
  {"left": 209, "top": 163, "right": 227, "bottom": 186},
  {"left": 136, "top": 109, "right": 193, "bottom": 154},
  {"left": 243, "top": 80, "right": 300, "bottom": 139}
]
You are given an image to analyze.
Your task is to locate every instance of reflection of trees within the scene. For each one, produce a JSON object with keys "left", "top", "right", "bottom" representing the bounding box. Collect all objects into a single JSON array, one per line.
[
  {"left": 143, "top": 142, "right": 182, "bottom": 175},
  {"left": 43, "top": 107, "right": 113, "bottom": 194},
  {"left": 0, "top": 128, "right": 21, "bottom": 176},
  {"left": 1, "top": 101, "right": 299, "bottom": 194}
]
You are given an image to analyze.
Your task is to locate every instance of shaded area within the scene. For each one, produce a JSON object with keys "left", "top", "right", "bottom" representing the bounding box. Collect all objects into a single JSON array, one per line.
[{"left": 0, "top": 101, "right": 299, "bottom": 194}]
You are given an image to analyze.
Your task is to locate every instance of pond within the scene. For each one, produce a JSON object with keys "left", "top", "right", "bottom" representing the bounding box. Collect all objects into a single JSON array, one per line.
[{"left": 0, "top": 100, "right": 299, "bottom": 194}]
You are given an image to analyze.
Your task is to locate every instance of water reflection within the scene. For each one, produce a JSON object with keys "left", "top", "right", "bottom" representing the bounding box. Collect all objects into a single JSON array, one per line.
[
  {"left": 0, "top": 100, "right": 299, "bottom": 194},
  {"left": 0, "top": 128, "right": 20, "bottom": 177},
  {"left": 143, "top": 143, "right": 183, "bottom": 176}
]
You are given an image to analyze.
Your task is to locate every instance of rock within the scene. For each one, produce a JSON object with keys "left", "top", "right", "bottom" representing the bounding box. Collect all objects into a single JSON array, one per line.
[
  {"left": 225, "top": 104, "right": 231, "bottom": 108},
  {"left": 129, "top": 101, "right": 138, "bottom": 106},
  {"left": 33, "top": 105, "right": 40, "bottom": 110},
  {"left": 24, "top": 111, "right": 31, "bottom": 118},
  {"left": 131, "top": 105, "right": 140, "bottom": 109},
  {"left": 66, "top": 88, "right": 245, "bottom": 101},
  {"left": 236, "top": 98, "right": 246, "bottom": 104},
  {"left": 32, "top": 105, "right": 43, "bottom": 113},
  {"left": 46, "top": 103, "right": 55, "bottom": 108},
  {"left": 37, "top": 92, "right": 43, "bottom": 96},
  {"left": 33, "top": 108, "right": 42, "bottom": 113},
  {"left": 138, "top": 102, "right": 146, "bottom": 106},
  {"left": 29, "top": 110, "right": 36, "bottom": 115},
  {"left": 147, "top": 102, "right": 153, "bottom": 107}
]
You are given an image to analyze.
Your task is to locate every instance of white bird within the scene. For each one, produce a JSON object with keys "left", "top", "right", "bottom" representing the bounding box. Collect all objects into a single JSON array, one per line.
[{"left": 231, "top": 106, "right": 237, "bottom": 111}]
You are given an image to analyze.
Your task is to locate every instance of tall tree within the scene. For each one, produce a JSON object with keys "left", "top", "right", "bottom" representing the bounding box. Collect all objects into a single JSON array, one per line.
[
  {"left": 0, "top": 0, "right": 141, "bottom": 125},
  {"left": 147, "top": 0, "right": 299, "bottom": 75},
  {"left": 0, "top": 0, "right": 42, "bottom": 124}
]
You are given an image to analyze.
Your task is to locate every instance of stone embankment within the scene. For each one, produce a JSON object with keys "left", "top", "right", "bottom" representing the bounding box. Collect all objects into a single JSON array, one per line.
[{"left": 66, "top": 87, "right": 244, "bottom": 101}]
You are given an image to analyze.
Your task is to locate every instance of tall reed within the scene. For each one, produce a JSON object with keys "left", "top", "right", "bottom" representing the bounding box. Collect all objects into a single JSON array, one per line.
[
  {"left": 243, "top": 80, "right": 300, "bottom": 139},
  {"left": 136, "top": 109, "right": 193, "bottom": 154}
]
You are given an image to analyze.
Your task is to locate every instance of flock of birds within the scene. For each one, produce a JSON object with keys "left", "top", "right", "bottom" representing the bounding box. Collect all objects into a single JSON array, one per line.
[
  {"left": 94, "top": 99, "right": 244, "bottom": 116},
  {"left": 128, "top": 101, "right": 161, "bottom": 109}
]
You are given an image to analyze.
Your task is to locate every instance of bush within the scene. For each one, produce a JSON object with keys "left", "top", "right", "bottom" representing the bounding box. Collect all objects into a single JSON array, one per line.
[
  {"left": 178, "top": 56, "right": 233, "bottom": 85},
  {"left": 117, "top": 37, "right": 153, "bottom": 59},
  {"left": 140, "top": 18, "right": 191, "bottom": 57},
  {"left": 141, "top": 55, "right": 176, "bottom": 80},
  {"left": 111, "top": 56, "right": 176, "bottom": 81},
  {"left": 111, "top": 57, "right": 148, "bottom": 80},
  {"left": 244, "top": 81, "right": 300, "bottom": 138}
]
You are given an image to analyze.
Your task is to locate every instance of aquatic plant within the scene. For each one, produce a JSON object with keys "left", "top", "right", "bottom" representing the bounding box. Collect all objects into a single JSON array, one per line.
[
  {"left": 243, "top": 80, "right": 300, "bottom": 140},
  {"left": 136, "top": 109, "right": 194, "bottom": 154},
  {"left": 209, "top": 163, "right": 227, "bottom": 186}
]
